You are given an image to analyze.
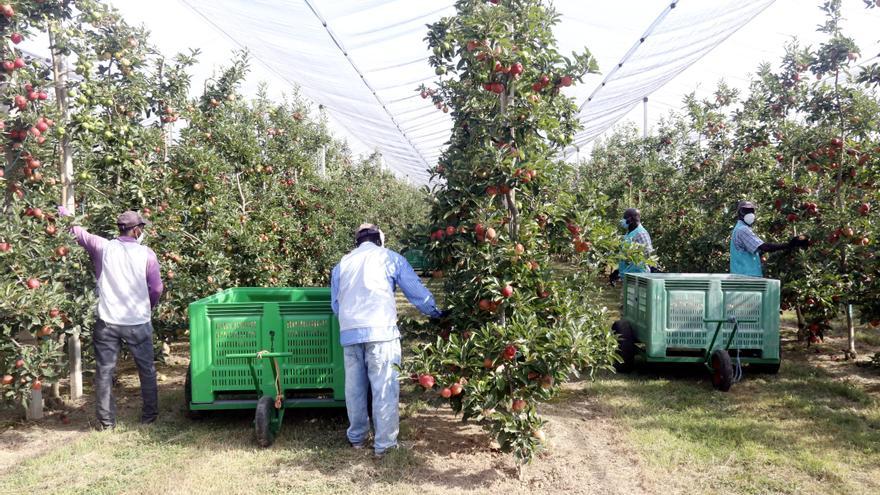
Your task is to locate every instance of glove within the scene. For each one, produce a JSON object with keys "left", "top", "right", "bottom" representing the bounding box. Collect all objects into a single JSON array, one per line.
[
  {"left": 608, "top": 269, "right": 620, "bottom": 287},
  {"left": 57, "top": 205, "right": 72, "bottom": 217},
  {"left": 788, "top": 235, "right": 810, "bottom": 249},
  {"left": 433, "top": 309, "right": 450, "bottom": 319}
]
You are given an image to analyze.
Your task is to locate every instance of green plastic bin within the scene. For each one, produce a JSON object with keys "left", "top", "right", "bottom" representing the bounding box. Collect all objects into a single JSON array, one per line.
[
  {"left": 402, "top": 248, "right": 430, "bottom": 274},
  {"left": 614, "top": 273, "right": 781, "bottom": 389},
  {"left": 186, "top": 287, "right": 346, "bottom": 412}
]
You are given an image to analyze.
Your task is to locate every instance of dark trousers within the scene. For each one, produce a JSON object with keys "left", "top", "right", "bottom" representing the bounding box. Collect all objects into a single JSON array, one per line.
[{"left": 93, "top": 319, "right": 158, "bottom": 427}]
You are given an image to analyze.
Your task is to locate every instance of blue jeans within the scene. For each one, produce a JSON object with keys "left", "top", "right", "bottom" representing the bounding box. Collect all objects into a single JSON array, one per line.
[{"left": 343, "top": 339, "right": 401, "bottom": 454}]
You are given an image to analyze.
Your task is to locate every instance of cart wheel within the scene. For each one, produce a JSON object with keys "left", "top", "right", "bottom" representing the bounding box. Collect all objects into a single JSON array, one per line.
[
  {"left": 184, "top": 364, "right": 206, "bottom": 420},
  {"left": 255, "top": 395, "right": 277, "bottom": 448},
  {"left": 612, "top": 320, "right": 636, "bottom": 373},
  {"left": 710, "top": 350, "right": 734, "bottom": 391}
]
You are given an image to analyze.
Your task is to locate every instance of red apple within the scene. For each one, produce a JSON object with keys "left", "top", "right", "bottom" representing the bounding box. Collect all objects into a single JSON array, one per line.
[
  {"left": 858, "top": 203, "right": 870, "bottom": 216},
  {"left": 49, "top": 308, "right": 61, "bottom": 318},
  {"left": 10, "top": 32, "right": 22, "bottom": 44},
  {"left": 32, "top": 380, "right": 41, "bottom": 391},
  {"left": 501, "top": 284, "right": 513, "bottom": 298},
  {"left": 1, "top": 374, "right": 12, "bottom": 385},
  {"left": 1, "top": 4, "right": 14, "bottom": 18},
  {"left": 450, "top": 383, "right": 463, "bottom": 396},
  {"left": 445, "top": 225, "right": 455, "bottom": 237},
  {"left": 540, "top": 375, "right": 554, "bottom": 389},
  {"left": 440, "top": 387, "right": 452, "bottom": 398},
  {"left": 486, "top": 185, "right": 498, "bottom": 196},
  {"left": 503, "top": 344, "right": 517, "bottom": 360},
  {"left": 26, "top": 278, "right": 41, "bottom": 290},
  {"left": 418, "top": 374, "right": 435, "bottom": 389},
  {"left": 0, "top": 242, "right": 11, "bottom": 253},
  {"left": 55, "top": 246, "right": 69, "bottom": 257},
  {"left": 13, "top": 57, "right": 24, "bottom": 69},
  {"left": 560, "top": 75, "right": 572, "bottom": 87},
  {"left": 39, "top": 325, "right": 53, "bottom": 337},
  {"left": 2, "top": 60, "right": 14, "bottom": 72},
  {"left": 511, "top": 399, "right": 526, "bottom": 412},
  {"left": 509, "top": 62, "right": 523, "bottom": 76},
  {"left": 514, "top": 243, "right": 524, "bottom": 255},
  {"left": 483, "top": 357, "right": 494, "bottom": 369},
  {"left": 14, "top": 358, "right": 24, "bottom": 368},
  {"left": 486, "top": 227, "right": 497, "bottom": 240},
  {"left": 478, "top": 299, "right": 491, "bottom": 311}
]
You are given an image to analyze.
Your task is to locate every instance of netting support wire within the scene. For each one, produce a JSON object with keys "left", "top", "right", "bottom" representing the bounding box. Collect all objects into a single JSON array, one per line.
[
  {"left": 576, "top": 1, "right": 678, "bottom": 113},
  {"left": 301, "top": 0, "right": 430, "bottom": 170}
]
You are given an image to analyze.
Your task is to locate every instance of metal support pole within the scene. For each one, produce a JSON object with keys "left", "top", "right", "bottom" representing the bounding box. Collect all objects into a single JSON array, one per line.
[
  {"left": 50, "top": 25, "right": 82, "bottom": 401},
  {"left": 318, "top": 145, "right": 326, "bottom": 177},
  {"left": 642, "top": 96, "right": 649, "bottom": 138}
]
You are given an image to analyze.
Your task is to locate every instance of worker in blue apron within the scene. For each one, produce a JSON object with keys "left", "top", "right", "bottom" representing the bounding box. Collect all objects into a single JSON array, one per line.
[
  {"left": 730, "top": 200, "right": 809, "bottom": 276},
  {"left": 610, "top": 208, "right": 653, "bottom": 286}
]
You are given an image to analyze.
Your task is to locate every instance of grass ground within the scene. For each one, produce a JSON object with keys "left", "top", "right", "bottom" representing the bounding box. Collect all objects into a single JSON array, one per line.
[{"left": 1, "top": 279, "right": 878, "bottom": 494}]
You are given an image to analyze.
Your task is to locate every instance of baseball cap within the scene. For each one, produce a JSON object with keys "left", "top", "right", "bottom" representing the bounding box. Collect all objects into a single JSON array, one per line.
[{"left": 117, "top": 210, "right": 151, "bottom": 230}]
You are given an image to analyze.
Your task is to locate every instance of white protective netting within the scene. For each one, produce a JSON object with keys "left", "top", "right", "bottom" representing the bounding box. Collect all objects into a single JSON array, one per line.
[
  {"left": 568, "top": 0, "right": 776, "bottom": 150},
  {"left": 179, "top": 0, "right": 777, "bottom": 183}
]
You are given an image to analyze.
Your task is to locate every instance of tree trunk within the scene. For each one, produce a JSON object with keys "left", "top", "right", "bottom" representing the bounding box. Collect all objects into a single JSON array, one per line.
[
  {"left": 845, "top": 304, "right": 856, "bottom": 359},
  {"left": 795, "top": 306, "right": 806, "bottom": 341}
]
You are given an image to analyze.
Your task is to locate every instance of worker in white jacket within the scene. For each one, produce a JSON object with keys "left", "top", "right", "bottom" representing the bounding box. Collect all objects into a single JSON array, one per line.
[{"left": 331, "top": 223, "right": 444, "bottom": 457}]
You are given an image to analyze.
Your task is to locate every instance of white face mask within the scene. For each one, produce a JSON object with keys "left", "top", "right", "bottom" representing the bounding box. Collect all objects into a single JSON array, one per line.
[
  {"left": 743, "top": 213, "right": 756, "bottom": 226},
  {"left": 136, "top": 229, "right": 146, "bottom": 244}
]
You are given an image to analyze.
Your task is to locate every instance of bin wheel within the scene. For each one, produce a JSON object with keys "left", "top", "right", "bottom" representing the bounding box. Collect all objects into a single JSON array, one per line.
[
  {"left": 184, "top": 364, "right": 206, "bottom": 420},
  {"left": 255, "top": 395, "right": 277, "bottom": 448},
  {"left": 710, "top": 350, "right": 734, "bottom": 392},
  {"left": 612, "top": 320, "right": 636, "bottom": 373}
]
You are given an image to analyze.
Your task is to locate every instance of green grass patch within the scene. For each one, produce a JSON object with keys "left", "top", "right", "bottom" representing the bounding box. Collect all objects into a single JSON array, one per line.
[{"left": 581, "top": 359, "right": 880, "bottom": 495}]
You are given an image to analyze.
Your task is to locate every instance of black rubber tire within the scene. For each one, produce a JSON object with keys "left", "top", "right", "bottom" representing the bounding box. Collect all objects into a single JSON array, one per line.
[
  {"left": 184, "top": 364, "right": 206, "bottom": 420},
  {"left": 710, "top": 349, "right": 734, "bottom": 392},
  {"left": 254, "top": 395, "right": 276, "bottom": 448},
  {"left": 612, "top": 320, "right": 636, "bottom": 373}
]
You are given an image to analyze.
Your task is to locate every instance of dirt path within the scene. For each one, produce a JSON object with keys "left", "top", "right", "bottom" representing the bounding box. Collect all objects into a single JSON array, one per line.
[{"left": 392, "top": 385, "right": 657, "bottom": 494}]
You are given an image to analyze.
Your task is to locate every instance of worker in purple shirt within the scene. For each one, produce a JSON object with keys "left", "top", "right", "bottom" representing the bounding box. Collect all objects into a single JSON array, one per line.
[{"left": 60, "top": 207, "right": 163, "bottom": 429}]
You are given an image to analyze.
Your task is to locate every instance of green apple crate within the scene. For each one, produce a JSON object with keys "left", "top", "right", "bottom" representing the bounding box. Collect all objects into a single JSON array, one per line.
[
  {"left": 185, "top": 287, "right": 345, "bottom": 446},
  {"left": 613, "top": 273, "right": 782, "bottom": 391}
]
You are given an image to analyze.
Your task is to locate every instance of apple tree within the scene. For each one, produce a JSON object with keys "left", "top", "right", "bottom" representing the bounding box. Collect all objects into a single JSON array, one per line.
[{"left": 403, "top": 0, "right": 620, "bottom": 464}]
